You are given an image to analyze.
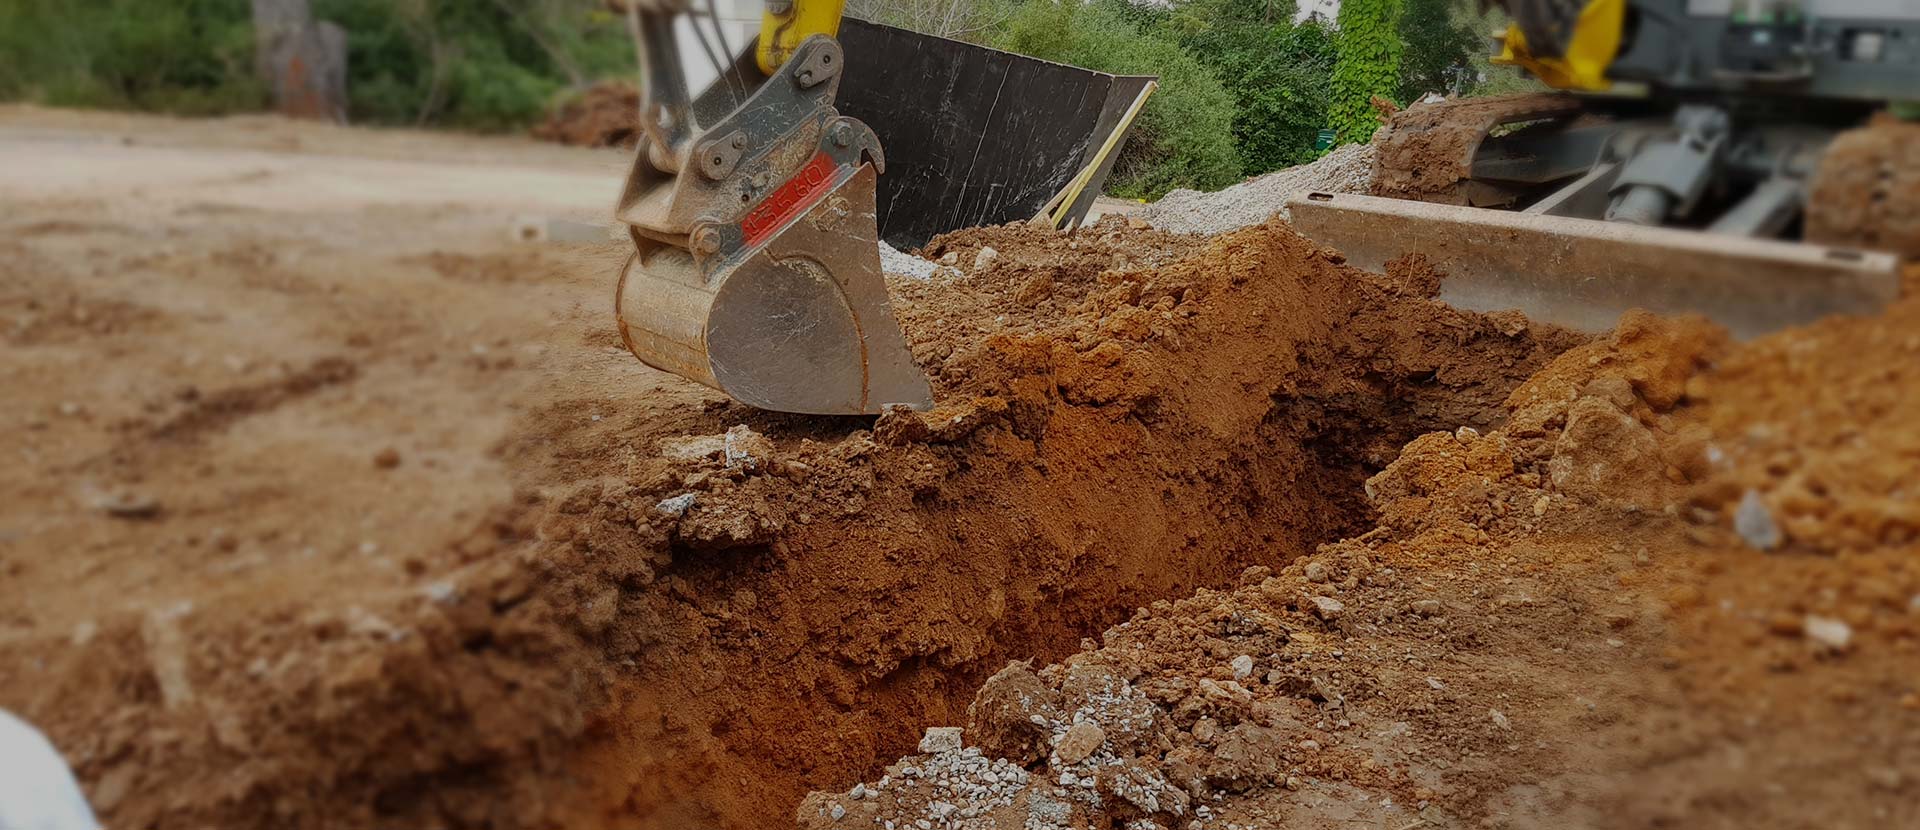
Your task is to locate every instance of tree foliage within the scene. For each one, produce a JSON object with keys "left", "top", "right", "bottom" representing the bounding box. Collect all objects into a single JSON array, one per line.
[
  {"left": 0, "top": 0, "right": 264, "bottom": 114},
  {"left": 1147, "top": 0, "right": 1338, "bottom": 173},
  {"left": 0, "top": 0, "right": 630, "bottom": 130},
  {"left": 1, "top": 0, "right": 1511, "bottom": 195},
  {"left": 991, "top": 0, "right": 1243, "bottom": 199},
  {"left": 313, "top": 0, "right": 631, "bottom": 130},
  {"left": 846, "top": 0, "right": 1015, "bottom": 41},
  {"left": 1329, "top": 0, "right": 1403, "bottom": 144},
  {"left": 1396, "top": 0, "right": 1482, "bottom": 100}
]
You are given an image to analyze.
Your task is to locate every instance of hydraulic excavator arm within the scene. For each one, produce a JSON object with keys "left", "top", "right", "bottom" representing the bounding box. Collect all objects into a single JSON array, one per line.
[
  {"left": 610, "top": 1, "right": 932, "bottom": 414},
  {"left": 757, "top": 0, "right": 847, "bottom": 75}
]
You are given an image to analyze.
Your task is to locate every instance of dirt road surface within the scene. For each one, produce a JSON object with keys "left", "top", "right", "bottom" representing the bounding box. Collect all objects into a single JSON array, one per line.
[{"left": 0, "top": 104, "right": 646, "bottom": 644}]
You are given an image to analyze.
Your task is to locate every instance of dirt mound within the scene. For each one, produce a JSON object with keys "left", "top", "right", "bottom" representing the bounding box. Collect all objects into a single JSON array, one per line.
[
  {"left": 803, "top": 275, "right": 1920, "bottom": 829},
  {"left": 8, "top": 216, "right": 1573, "bottom": 830},
  {"left": 534, "top": 82, "right": 642, "bottom": 149},
  {"left": 533, "top": 219, "right": 1577, "bottom": 828}
]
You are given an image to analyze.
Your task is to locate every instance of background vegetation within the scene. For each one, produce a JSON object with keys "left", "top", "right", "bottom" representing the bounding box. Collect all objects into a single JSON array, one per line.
[{"left": 0, "top": 0, "right": 1519, "bottom": 197}]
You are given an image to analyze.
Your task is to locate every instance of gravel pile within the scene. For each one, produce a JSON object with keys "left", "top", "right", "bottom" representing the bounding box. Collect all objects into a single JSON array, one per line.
[
  {"left": 1141, "top": 143, "right": 1376, "bottom": 236},
  {"left": 879, "top": 241, "right": 945, "bottom": 280}
]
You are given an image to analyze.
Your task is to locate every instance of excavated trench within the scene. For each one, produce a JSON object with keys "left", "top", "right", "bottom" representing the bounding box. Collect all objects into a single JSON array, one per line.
[
  {"left": 524, "top": 221, "right": 1585, "bottom": 829},
  {"left": 134, "top": 221, "right": 1579, "bottom": 830}
]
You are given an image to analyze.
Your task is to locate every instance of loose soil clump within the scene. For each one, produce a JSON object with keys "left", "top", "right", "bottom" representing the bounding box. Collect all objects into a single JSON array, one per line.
[{"left": 534, "top": 82, "right": 642, "bottom": 149}]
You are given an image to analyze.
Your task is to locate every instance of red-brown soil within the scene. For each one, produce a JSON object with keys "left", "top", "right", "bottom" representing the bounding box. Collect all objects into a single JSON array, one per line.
[
  {"left": 5, "top": 108, "right": 1914, "bottom": 830},
  {"left": 800, "top": 289, "right": 1920, "bottom": 830}
]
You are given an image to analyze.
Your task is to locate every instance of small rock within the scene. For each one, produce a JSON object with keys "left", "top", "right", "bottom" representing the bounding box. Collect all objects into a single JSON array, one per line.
[
  {"left": 99, "top": 491, "right": 162, "bottom": 520},
  {"left": 1410, "top": 599, "right": 1443, "bottom": 617},
  {"left": 655, "top": 493, "right": 697, "bottom": 516},
  {"left": 1733, "top": 489, "right": 1782, "bottom": 551},
  {"left": 1192, "top": 717, "right": 1217, "bottom": 743},
  {"left": 1283, "top": 775, "right": 1301, "bottom": 790},
  {"left": 829, "top": 803, "right": 846, "bottom": 821},
  {"left": 1803, "top": 614, "right": 1852, "bottom": 651},
  {"left": 1229, "top": 655, "right": 1254, "bottom": 680},
  {"left": 89, "top": 764, "right": 139, "bottom": 813},
  {"left": 849, "top": 783, "right": 866, "bottom": 799},
  {"left": 919, "top": 726, "right": 964, "bottom": 755},
  {"left": 1303, "top": 561, "right": 1329, "bottom": 583},
  {"left": 1297, "top": 739, "right": 1321, "bottom": 752},
  {"left": 659, "top": 434, "right": 726, "bottom": 462},
  {"left": 1766, "top": 613, "right": 1803, "bottom": 637},
  {"left": 373, "top": 447, "right": 402, "bottom": 469},
  {"left": 1013, "top": 270, "right": 1054, "bottom": 306},
  {"left": 972, "top": 246, "right": 1000, "bottom": 272},
  {"left": 1309, "top": 595, "right": 1344, "bottom": 620},
  {"left": 873, "top": 406, "right": 931, "bottom": 446},
  {"left": 940, "top": 251, "right": 959, "bottom": 266},
  {"left": 1489, "top": 709, "right": 1511, "bottom": 730},
  {"left": 1866, "top": 767, "right": 1907, "bottom": 792},
  {"left": 723, "top": 424, "right": 773, "bottom": 470},
  {"left": 1053, "top": 721, "right": 1105, "bottom": 764}
]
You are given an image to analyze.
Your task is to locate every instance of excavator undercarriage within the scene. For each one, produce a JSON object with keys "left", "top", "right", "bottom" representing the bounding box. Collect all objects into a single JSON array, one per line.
[{"left": 1293, "top": 0, "right": 1920, "bottom": 339}]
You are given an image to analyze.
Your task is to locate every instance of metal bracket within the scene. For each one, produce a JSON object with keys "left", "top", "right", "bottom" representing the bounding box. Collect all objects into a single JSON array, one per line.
[{"left": 696, "top": 130, "right": 747, "bottom": 180}]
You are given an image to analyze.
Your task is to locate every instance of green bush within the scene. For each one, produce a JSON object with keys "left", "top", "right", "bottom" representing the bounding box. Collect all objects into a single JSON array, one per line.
[
  {"left": 1146, "top": 0, "right": 1339, "bottom": 175},
  {"left": 0, "top": 0, "right": 265, "bottom": 115},
  {"left": 313, "top": 0, "right": 631, "bottom": 131},
  {"left": 0, "top": 0, "right": 629, "bottom": 130},
  {"left": 992, "top": 0, "right": 1241, "bottom": 199},
  {"left": 1329, "top": 0, "right": 1403, "bottom": 144}
]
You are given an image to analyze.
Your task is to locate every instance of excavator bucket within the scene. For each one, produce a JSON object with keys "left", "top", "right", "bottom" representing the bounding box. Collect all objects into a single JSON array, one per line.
[
  {"left": 612, "top": 12, "right": 1153, "bottom": 414},
  {"left": 613, "top": 31, "right": 931, "bottom": 415},
  {"left": 617, "top": 162, "right": 930, "bottom": 414},
  {"left": 1287, "top": 192, "right": 1902, "bottom": 340}
]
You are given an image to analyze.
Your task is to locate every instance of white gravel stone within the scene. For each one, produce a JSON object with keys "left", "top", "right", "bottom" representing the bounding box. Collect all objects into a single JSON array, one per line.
[
  {"left": 1734, "top": 489, "right": 1783, "bottom": 551},
  {"left": 1804, "top": 614, "right": 1852, "bottom": 650},
  {"left": 918, "top": 726, "right": 964, "bottom": 754},
  {"left": 654, "top": 492, "right": 697, "bottom": 516},
  {"left": 1141, "top": 144, "right": 1376, "bottom": 235},
  {"left": 879, "top": 242, "right": 941, "bottom": 280}
]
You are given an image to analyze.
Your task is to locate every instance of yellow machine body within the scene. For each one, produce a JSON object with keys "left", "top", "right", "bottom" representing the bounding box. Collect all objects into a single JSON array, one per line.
[
  {"left": 1493, "top": 0, "right": 1626, "bottom": 92},
  {"left": 758, "top": 0, "right": 848, "bottom": 75}
]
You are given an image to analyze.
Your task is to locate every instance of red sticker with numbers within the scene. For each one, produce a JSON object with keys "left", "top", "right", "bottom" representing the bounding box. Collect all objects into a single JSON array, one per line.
[{"left": 740, "top": 151, "right": 838, "bottom": 247}]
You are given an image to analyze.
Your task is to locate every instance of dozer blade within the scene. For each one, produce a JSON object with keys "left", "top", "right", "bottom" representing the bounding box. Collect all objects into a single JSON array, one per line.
[
  {"left": 618, "top": 163, "right": 931, "bottom": 414},
  {"left": 1287, "top": 192, "right": 1901, "bottom": 340}
]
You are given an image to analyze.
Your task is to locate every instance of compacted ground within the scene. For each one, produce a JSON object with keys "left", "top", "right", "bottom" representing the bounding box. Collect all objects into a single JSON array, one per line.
[{"left": 2, "top": 107, "right": 1915, "bottom": 830}]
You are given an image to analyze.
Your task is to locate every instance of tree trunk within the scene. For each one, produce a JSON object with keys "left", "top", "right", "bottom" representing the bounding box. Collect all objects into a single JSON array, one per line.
[{"left": 252, "top": 0, "right": 349, "bottom": 122}]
